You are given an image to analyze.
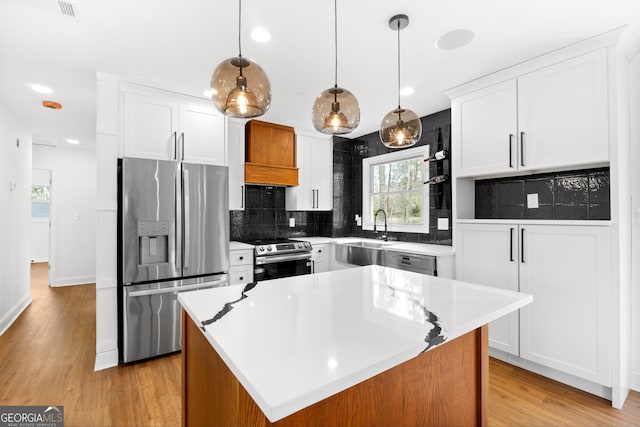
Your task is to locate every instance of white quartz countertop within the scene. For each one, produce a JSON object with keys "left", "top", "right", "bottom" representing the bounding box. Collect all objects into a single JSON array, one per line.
[
  {"left": 179, "top": 265, "right": 531, "bottom": 422},
  {"left": 229, "top": 241, "right": 254, "bottom": 250}
]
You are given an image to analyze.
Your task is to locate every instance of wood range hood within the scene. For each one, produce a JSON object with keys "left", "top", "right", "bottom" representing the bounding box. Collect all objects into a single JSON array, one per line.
[{"left": 245, "top": 120, "right": 299, "bottom": 186}]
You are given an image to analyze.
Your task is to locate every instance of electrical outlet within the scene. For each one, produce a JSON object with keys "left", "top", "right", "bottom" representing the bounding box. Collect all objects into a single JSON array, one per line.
[
  {"left": 527, "top": 193, "right": 539, "bottom": 209},
  {"left": 437, "top": 217, "right": 449, "bottom": 230},
  {"left": 289, "top": 217, "right": 295, "bottom": 227}
]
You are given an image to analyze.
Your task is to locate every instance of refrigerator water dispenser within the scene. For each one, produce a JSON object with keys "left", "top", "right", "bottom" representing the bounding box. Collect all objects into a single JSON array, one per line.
[{"left": 138, "top": 221, "right": 169, "bottom": 265}]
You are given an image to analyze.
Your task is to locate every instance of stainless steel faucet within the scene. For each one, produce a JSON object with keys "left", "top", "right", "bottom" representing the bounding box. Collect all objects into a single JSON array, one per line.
[{"left": 373, "top": 209, "right": 388, "bottom": 241}]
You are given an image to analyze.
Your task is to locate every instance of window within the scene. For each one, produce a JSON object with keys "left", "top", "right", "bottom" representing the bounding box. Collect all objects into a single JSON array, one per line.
[
  {"left": 362, "top": 145, "right": 429, "bottom": 233},
  {"left": 31, "top": 185, "right": 50, "bottom": 219}
]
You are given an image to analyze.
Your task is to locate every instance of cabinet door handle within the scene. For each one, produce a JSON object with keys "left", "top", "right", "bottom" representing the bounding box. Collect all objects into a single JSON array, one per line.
[
  {"left": 172, "top": 131, "right": 178, "bottom": 161},
  {"left": 509, "top": 227, "right": 514, "bottom": 262},
  {"left": 520, "top": 228, "right": 525, "bottom": 263},
  {"left": 315, "top": 189, "right": 319, "bottom": 208},
  {"left": 180, "top": 132, "right": 185, "bottom": 161},
  {"left": 312, "top": 260, "right": 315, "bottom": 273},
  {"left": 520, "top": 132, "right": 525, "bottom": 167},
  {"left": 508, "top": 134, "right": 514, "bottom": 168},
  {"left": 240, "top": 185, "right": 244, "bottom": 209},
  {"left": 239, "top": 256, "right": 244, "bottom": 261}
]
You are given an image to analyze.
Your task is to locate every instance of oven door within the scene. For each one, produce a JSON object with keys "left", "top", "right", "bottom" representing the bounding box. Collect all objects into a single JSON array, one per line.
[{"left": 254, "top": 253, "right": 312, "bottom": 281}]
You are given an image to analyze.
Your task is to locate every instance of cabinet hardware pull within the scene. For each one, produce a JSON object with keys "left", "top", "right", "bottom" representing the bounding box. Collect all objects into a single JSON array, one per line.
[
  {"left": 239, "top": 276, "right": 243, "bottom": 281},
  {"left": 520, "top": 132, "right": 525, "bottom": 167},
  {"left": 181, "top": 132, "right": 185, "bottom": 161},
  {"left": 239, "top": 256, "right": 243, "bottom": 260},
  {"left": 521, "top": 228, "right": 525, "bottom": 263},
  {"left": 509, "top": 134, "right": 514, "bottom": 168},
  {"left": 240, "top": 185, "right": 244, "bottom": 209},
  {"left": 509, "top": 227, "right": 514, "bottom": 261},
  {"left": 173, "top": 131, "right": 178, "bottom": 161}
]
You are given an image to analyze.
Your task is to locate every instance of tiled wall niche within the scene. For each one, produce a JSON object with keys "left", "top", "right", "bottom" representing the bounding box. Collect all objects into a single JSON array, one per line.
[{"left": 475, "top": 167, "right": 610, "bottom": 220}]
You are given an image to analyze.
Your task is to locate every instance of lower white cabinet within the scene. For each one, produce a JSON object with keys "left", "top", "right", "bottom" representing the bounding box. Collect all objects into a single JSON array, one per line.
[
  {"left": 456, "top": 222, "right": 611, "bottom": 385},
  {"left": 229, "top": 248, "right": 253, "bottom": 285},
  {"left": 311, "top": 244, "right": 330, "bottom": 273}
]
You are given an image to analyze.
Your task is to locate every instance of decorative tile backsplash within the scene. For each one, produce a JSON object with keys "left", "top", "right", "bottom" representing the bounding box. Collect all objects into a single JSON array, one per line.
[
  {"left": 332, "top": 109, "right": 453, "bottom": 245},
  {"left": 475, "top": 167, "right": 610, "bottom": 220}
]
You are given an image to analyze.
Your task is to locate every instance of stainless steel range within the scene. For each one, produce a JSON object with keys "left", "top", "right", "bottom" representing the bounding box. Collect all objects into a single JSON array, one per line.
[{"left": 245, "top": 239, "right": 313, "bottom": 282}]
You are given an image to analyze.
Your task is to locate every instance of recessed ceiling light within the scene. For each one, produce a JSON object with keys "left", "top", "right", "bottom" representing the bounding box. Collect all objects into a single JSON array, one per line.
[
  {"left": 400, "top": 87, "right": 415, "bottom": 96},
  {"left": 436, "top": 29, "right": 475, "bottom": 51},
  {"left": 66, "top": 139, "right": 80, "bottom": 145},
  {"left": 251, "top": 28, "right": 271, "bottom": 43},
  {"left": 30, "top": 84, "right": 53, "bottom": 94},
  {"left": 203, "top": 88, "right": 217, "bottom": 98}
]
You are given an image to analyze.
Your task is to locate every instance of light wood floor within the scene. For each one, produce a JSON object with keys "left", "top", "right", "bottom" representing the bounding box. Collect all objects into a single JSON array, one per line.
[{"left": 1, "top": 263, "right": 639, "bottom": 426}]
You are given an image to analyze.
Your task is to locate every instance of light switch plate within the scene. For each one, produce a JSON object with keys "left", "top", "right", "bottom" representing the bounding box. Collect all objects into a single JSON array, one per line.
[
  {"left": 527, "top": 193, "right": 539, "bottom": 209},
  {"left": 289, "top": 217, "right": 295, "bottom": 227},
  {"left": 437, "top": 217, "right": 449, "bottom": 230}
]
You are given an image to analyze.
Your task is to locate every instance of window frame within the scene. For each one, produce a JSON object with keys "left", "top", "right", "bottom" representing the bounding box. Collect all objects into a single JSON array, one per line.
[{"left": 362, "top": 145, "right": 429, "bottom": 233}]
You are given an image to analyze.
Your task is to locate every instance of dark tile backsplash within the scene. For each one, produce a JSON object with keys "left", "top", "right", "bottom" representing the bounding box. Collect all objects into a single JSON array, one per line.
[
  {"left": 331, "top": 109, "right": 453, "bottom": 246},
  {"left": 230, "top": 109, "right": 453, "bottom": 244},
  {"left": 475, "top": 168, "right": 610, "bottom": 220}
]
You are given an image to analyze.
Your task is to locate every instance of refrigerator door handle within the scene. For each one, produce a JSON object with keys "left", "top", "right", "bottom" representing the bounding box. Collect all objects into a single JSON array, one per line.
[
  {"left": 127, "top": 279, "right": 227, "bottom": 297},
  {"left": 175, "top": 171, "right": 182, "bottom": 271},
  {"left": 183, "top": 168, "right": 190, "bottom": 269}
]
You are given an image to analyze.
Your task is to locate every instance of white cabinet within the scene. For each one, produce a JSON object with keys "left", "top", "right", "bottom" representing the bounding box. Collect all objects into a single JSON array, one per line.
[
  {"left": 286, "top": 133, "right": 333, "bottom": 211},
  {"left": 456, "top": 222, "right": 611, "bottom": 385},
  {"left": 227, "top": 119, "right": 246, "bottom": 210},
  {"left": 453, "top": 49, "right": 608, "bottom": 178},
  {"left": 311, "top": 244, "right": 330, "bottom": 273},
  {"left": 456, "top": 223, "right": 519, "bottom": 355},
  {"left": 519, "top": 224, "right": 610, "bottom": 385},
  {"left": 121, "top": 85, "right": 225, "bottom": 165},
  {"left": 179, "top": 101, "right": 226, "bottom": 165},
  {"left": 229, "top": 248, "right": 253, "bottom": 286},
  {"left": 454, "top": 80, "right": 517, "bottom": 177}
]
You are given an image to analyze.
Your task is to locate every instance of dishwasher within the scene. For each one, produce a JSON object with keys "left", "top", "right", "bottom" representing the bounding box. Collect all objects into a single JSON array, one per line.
[{"left": 382, "top": 251, "right": 437, "bottom": 276}]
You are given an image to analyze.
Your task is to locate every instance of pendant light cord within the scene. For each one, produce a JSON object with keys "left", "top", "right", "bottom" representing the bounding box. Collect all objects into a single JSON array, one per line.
[
  {"left": 334, "top": 0, "right": 338, "bottom": 89},
  {"left": 396, "top": 18, "right": 401, "bottom": 110},
  {"left": 238, "top": 0, "right": 243, "bottom": 58}
]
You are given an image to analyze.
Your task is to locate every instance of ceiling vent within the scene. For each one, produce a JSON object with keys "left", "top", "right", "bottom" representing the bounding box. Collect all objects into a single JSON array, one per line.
[{"left": 57, "top": 0, "right": 75, "bottom": 17}]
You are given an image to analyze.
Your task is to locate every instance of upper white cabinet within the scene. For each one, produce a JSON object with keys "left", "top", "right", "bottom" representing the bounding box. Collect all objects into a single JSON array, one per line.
[
  {"left": 179, "top": 101, "right": 226, "bottom": 165},
  {"left": 452, "top": 49, "right": 608, "bottom": 178},
  {"left": 121, "top": 85, "right": 225, "bottom": 165},
  {"left": 456, "top": 222, "right": 611, "bottom": 386},
  {"left": 455, "top": 80, "right": 517, "bottom": 177},
  {"left": 227, "top": 119, "right": 246, "bottom": 210},
  {"left": 517, "top": 50, "right": 608, "bottom": 170},
  {"left": 286, "top": 133, "right": 333, "bottom": 211}
]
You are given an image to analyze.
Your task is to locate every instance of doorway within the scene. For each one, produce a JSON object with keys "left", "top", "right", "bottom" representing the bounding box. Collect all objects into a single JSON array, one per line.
[{"left": 30, "top": 168, "right": 51, "bottom": 284}]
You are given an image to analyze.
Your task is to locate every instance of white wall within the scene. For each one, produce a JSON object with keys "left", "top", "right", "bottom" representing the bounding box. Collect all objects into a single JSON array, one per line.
[
  {"left": 31, "top": 168, "right": 50, "bottom": 262},
  {"left": 631, "top": 53, "right": 640, "bottom": 392},
  {"left": 33, "top": 145, "right": 96, "bottom": 286},
  {"left": 0, "top": 103, "right": 32, "bottom": 335}
]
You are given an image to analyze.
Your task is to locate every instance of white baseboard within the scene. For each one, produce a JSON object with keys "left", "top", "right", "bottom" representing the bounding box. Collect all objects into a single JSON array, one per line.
[
  {"left": 489, "top": 348, "right": 612, "bottom": 401},
  {"left": 94, "top": 349, "right": 119, "bottom": 371},
  {"left": 631, "top": 371, "right": 640, "bottom": 392},
  {"left": 51, "top": 275, "right": 96, "bottom": 287},
  {"left": 0, "top": 293, "right": 33, "bottom": 336}
]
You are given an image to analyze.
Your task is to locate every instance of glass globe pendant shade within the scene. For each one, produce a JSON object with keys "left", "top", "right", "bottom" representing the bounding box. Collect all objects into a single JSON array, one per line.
[
  {"left": 379, "top": 107, "right": 422, "bottom": 148},
  {"left": 210, "top": 56, "right": 271, "bottom": 118},
  {"left": 312, "top": 86, "right": 360, "bottom": 134}
]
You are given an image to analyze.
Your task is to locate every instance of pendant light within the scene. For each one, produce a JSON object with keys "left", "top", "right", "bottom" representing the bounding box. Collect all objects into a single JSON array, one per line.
[
  {"left": 379, "top": 14, "right": 422, "bottom": 148},
  {"left": 311, "top": 0, "right": 360, "bottom": 134},
  {"left": 210, "top": 0, "right": 271, "bottom": 118}
]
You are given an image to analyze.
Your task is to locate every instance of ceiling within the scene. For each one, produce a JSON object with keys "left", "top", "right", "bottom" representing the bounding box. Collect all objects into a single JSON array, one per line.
[{"left": 1, "top": 0, "right": 639, "bottom": 151}]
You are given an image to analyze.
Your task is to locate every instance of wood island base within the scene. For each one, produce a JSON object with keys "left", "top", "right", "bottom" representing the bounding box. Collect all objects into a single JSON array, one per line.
[{"left": 182, "top": 310, "right": 488, "bottom": 427}]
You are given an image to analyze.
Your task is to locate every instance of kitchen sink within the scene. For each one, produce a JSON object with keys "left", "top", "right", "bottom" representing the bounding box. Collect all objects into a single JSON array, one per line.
[{"left": 335, "top": 241, "right": 385, "bottom": 266}]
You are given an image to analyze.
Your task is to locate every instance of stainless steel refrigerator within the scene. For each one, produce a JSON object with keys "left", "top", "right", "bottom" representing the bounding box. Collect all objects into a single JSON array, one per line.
[{"left": 118, "top": 157, "right": 229, "bottom": 363}]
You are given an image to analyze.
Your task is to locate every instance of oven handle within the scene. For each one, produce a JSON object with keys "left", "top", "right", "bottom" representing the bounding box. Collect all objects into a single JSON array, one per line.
[{"left": 255, "top": 253, "right": 312, "bottom": 265}]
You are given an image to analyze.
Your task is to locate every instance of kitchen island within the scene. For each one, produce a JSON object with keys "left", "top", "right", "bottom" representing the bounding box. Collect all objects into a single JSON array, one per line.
[{"left": 179, "top": 265, "right": 532, "bottom": 427}]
